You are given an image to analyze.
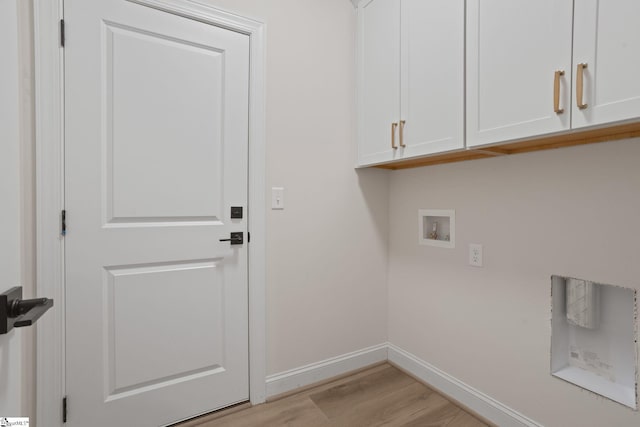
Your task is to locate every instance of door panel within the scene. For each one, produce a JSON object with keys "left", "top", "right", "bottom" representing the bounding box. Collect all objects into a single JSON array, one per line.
[
  {"left": 573, "top": 0, "right": 640, "bottom": 127},
  {"left": 107, "top": 260, "right": 225, "bottom": 395},
  {"left": 400, "top": 0, "right": 464, "bottom": 156},
  {"left": 106, "top": 23, "right": 224, "bottom": 221},
  {"left": 358, "top": 0, "right": 401, "bottom": 165},
  {"left": 65, "top": 1, "right": 249, "bottom": 425},
  {"left": 466, "top": 0, "right": 573, "bottom": 147}
]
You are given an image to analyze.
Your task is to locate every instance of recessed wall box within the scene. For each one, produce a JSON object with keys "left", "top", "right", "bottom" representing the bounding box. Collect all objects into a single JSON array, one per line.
[
  {"left": 419, "top": 209, "right": 455, "bottom": 248},
  {"left": 551, "top": 275, "right": 638, "bottom": 409}
]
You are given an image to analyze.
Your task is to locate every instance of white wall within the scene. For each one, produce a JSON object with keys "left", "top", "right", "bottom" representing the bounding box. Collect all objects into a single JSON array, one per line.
[
  {"left": 0, "top": 0, "right": 24, "bottom": 416},
  {"left": 198, "top": 0, "right": 389, "bottom": 375},
  {"left": 388, "top": 139, "right": 640, "bottom": 427}
]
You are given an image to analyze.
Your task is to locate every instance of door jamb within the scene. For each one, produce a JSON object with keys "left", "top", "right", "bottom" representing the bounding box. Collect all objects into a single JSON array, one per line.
[{"left": 34, "top": 1, "right": 267, "bottom": 424}]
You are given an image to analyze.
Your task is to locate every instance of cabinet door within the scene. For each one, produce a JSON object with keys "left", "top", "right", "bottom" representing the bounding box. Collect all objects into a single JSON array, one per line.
[
  {"left": 466, "top": 0, "right": 573, "bottom": 147},
  {"left": 358, "top": 0, "right": 400, "bottom": 166},
  {"left": 400, "top": 0, "right": 464, "bottom": 157},
  {"left": 573, "top": 0, "right": 640, "bottom": 128}
]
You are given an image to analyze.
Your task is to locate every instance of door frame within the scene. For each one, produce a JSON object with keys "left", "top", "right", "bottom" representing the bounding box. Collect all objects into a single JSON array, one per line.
[{"left": 34, "top": 0, "right": 267, "bottom": 424}]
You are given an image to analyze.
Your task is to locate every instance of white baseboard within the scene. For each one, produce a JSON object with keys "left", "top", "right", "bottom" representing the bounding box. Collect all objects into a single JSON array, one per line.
[
  {"left": 387, "top": 344, "right": 543, "bottom": 427},
  {"left": 265, "top": 343, "right": 542, "bottom": 427},
  {"left": 265, "top": 343, "right": 388, "bottom": 398}
]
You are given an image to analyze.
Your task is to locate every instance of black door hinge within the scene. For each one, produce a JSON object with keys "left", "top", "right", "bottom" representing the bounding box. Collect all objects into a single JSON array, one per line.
[
  {"left": 63, "top": 396, "right": 68, "bottom": 423},
  {"left": 60, "top": 19, "right": 65, "bottom": 47},
  {"left": 61, "top": 210, "right": 66, "bottom": 236}
]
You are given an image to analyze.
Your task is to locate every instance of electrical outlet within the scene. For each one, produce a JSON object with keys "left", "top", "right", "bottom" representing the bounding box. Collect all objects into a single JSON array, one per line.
[{"left": 469, "top": 244, "right": 483, "bottom": 267}]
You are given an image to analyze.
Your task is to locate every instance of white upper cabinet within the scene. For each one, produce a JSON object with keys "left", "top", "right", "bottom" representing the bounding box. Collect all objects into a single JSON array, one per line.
[
  {"left": 358, "top": 0, "right": 640, "bottom": 167},
  {"left": 466, "top": 0, "right": 574, "bottom": 148},
  {"left": 572, "top": 0, "right": 640, "bottom": 128},
  {"left": 357, "top": 0, "right": 464, "bottom": 166},
  {"left": 358, "top": 0, "right": 401, "bottom": 166}
]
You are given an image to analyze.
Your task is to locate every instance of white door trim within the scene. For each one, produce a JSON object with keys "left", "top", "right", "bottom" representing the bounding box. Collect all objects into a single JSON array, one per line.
[{"left": 34, "top": 1, "right": 267, "bottom": 424}]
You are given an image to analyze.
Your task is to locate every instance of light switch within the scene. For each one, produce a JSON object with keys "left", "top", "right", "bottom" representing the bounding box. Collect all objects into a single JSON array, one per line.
[{"left": 271, "top": 187, "right": 284, "bottom": 210}]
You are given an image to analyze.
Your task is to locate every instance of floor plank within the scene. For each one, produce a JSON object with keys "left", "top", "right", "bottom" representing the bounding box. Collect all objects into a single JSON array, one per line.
[
  {"left": 198, "top": 397, "right": 329, "bottom": 427},
  {"left": 327, "top": 382, "right": 461, "bottom": 427},
  {"left": 309, "top": 365, "right": 415, "bottom": 419},
  {"left": 181, "top": 364, "right": 490, "bottom": 427},
  {"left": 392, "top": 392, "right": 463, "bottom": 427},
  {"left": 446, "top": 411, "right": 489, "bottom": 427},
  {"left": 268, "top": 363, "right": 391, "bottom": 402}
]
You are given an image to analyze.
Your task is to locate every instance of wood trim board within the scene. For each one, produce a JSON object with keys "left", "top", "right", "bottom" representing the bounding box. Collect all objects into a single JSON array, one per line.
[{"left": 375, "top": 121, "right": 640, "bottom": 170}]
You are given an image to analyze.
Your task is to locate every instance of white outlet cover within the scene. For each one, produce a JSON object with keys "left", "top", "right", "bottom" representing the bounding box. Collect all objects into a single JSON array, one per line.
[{"left": 469, "top": 243, "right": 483, "bottom": 267}]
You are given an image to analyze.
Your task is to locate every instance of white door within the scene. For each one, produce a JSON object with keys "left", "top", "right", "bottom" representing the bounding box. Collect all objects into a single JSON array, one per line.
[
  {"left": 358, "top": 0, "right": 401, "bottom": 166},
  {"left": 0, "top": 0, "right": 23, "bottom": 416},
  {"left": 572, "top": 0, "right": 640, "bottom": 128},
  {"left": 466, "top": 0, "right": 573, "bottom": 147},
  {"left": 400, "top": 0, "right": 464, "bottom": 157},
  {"left": 64, "top": 1, "right": 249, "bottom": 425}
]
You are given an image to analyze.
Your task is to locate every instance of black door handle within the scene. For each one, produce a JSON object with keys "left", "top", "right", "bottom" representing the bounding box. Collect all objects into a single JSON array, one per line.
[
  {"left": 1, "top": 286, "right": 54, "bottom": 334},
  {"left": 219, "top": 232, "right": 243, "bottom": 245},
  {"left": 10, "top": 297, "right": 49, "bottom": 317},
  {"left": 14, "top": 299, "right": 54, "bottom": 327}
]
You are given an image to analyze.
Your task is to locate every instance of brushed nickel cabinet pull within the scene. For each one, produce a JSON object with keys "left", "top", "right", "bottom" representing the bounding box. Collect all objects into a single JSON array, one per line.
[
  {"left": 399, "top": 120, "right": 406, "bottom": 147},
  {"left": 577, "top": 63, "right": 588, "bottom": 110},
  {"left": 554, "top": 70, "right": 565, "bottom": 114}
]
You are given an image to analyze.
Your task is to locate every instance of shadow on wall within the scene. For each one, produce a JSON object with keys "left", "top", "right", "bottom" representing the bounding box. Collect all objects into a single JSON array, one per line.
[{"left": 356, "top": 167, "right": 390, "bottom": 240}]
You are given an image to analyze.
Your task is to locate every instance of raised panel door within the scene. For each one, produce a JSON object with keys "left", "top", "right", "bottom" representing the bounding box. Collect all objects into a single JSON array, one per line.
[
  {"left": 358, "top": 0, "right": 401, "bottom": 166},
  {"left": 572, "top": 0, "right": 640, "bottom": 128},
  {"left": 65, "top": 1, "right": 249, "bottom": 425},
  {"left": 400, "top": 0, "right": 464, "bottom": 157},
  {"left": 466, "top": 0, "right": 573, "bottom": 147}
]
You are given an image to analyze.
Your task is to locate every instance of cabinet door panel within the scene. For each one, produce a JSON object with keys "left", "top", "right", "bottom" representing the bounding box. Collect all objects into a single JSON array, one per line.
[
  {"left": 358, "top": 0, "right": 400, "bottom": 166},
  {"left": 400, "top": 0, "right": 464, "bottom": 157},
  {"left": 467, "top": 0, "right": 573, "bottom": 147},
  {"left": 573, "top": 0, "right": 640, "bottom": 128}
]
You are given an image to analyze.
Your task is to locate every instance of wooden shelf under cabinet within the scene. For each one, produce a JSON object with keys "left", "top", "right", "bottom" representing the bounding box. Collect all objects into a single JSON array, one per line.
[{"left": 373, "top": 121, "right": 640, "bottom": 170}]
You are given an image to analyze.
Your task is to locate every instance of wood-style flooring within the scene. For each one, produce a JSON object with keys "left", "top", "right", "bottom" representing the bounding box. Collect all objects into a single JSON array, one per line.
[{"left": 178, "top": 364, "right": 490, "bottom": 427}]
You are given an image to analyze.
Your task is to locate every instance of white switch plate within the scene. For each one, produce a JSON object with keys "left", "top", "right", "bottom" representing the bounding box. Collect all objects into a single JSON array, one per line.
[
  {"left": 271, "top": 187, "right": 284, "bottom": 210},
  {"left": 469, "top": 244, "right": 483, "bottom": 267}
]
